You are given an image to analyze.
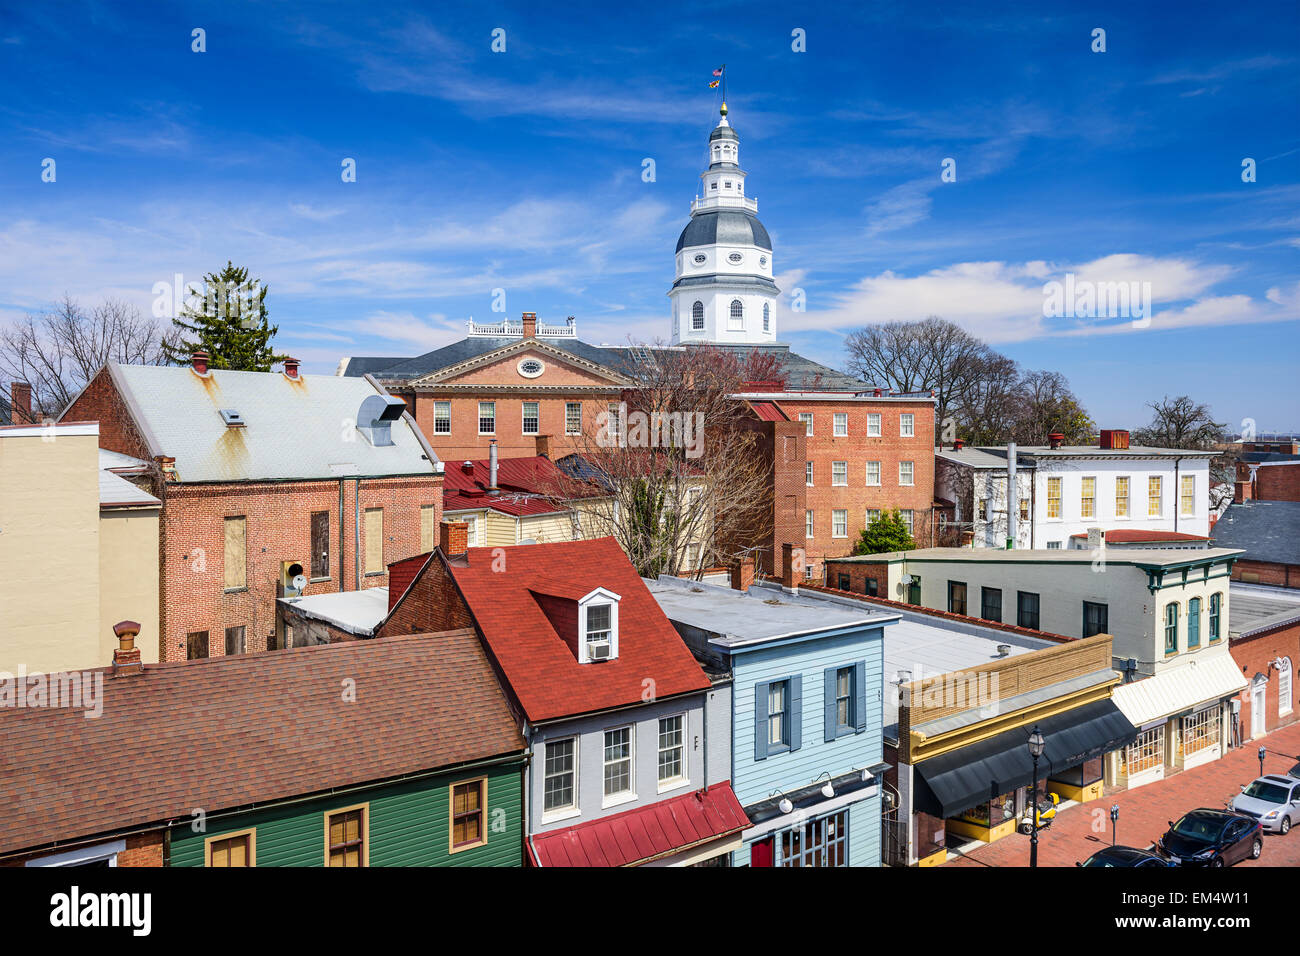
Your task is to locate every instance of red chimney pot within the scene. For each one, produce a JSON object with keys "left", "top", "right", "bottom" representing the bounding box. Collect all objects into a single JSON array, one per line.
[{"left": 191, "top": 350, "right": 210, "bottom": 375}]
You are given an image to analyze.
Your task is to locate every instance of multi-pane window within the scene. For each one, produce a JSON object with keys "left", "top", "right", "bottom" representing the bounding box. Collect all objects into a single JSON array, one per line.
[
  {"left": 603, "top": 727, "right": 633, "bottom": 798},
  {"left": 1019, "top": 498, "right": 1030, "bottom": 521},
  {"left": 867, "top": 413, "right": 881, "bottom": 437},
  {"left": 224, "top": 625, "right": 246, "bottom": 656},
  {"left": 586, "top": 604, "right": 612, "bottom": 656},
  {"left": 658, "top": 715, "right": 685, "bottom": 784},
  {"left": 521, "top": 402, "right": 540, "bottom": 435},
  {"left": 1209, "top": 592, "right": 1221, "bottom": 641},
  {"left": 865, "top": 461, "right": 881, "bottom": 485},
  {"left": 543, "top": 738, "right": 576, "bottom": 812},
  {"left": 777, "top": 810, "right": 848, "bottom": 867},
  {"left": 799, "top": 412, "right": 813, "bottom": 436},
  {"left": 1115, "top": 476, "right": 1129, "bottom": 517},
  {"left": 900, "top": 413, "right": 914, "bottom": 437},
  {"left": 866, "top": 508, "right": 880, "bottom": 527},
  {"left": 767, "top": 682, "right": 789, "bottom": 749},
  {"left": 1126, "top": 726, "right": 1164, "bottom": 776},
  {"left": 728, "top": 299, "right": 744, "bottom": 330},
  {"left": 311, "top": 510, "right": 330, "bottom": 579},
  {"left": 832, "top": 510, "right": 847, "bottom": 538},
  {"left": 763, "top": 303, "right": 770, "bottom": 332},
  {"left": 806, "top": 461, "right": 814, "bottom": 486},
  {"left": 1280, "top": 659, "right": 1293, "bottom": 717},
  {"left": 208, "top": 833, "right": 252, "bottom": 867},
  {"left": 433, "top": 401, "right": 451, "bottom": 434},
  {"left": 1148, "top": 476, "right": 1162, "bottom": 516},
  {"left": 224, "top": 516, "right": 247, "bottom": 590},
  {"left": 1046, "top": 478, "right": 1062, "bottom": 519},
  {"left": 948, "top": 581, "right": 968, "bottom": 615},
  {"left": 899, "top": 461, "right": 914, "bottom": 486},
  {"left": 691, "top": 301, "right": 704, "bottom": 330},
  {"left": 978, "top": 499, "right": 989, "bottom": 521},
  {"left": 1187, "top": 597, "right": 1201, "bottom": 648},
  {"left": 478, "top": 401, "right": 496, "bottom": 435},
  {"left": 1081, "top": 477, "right": 1096, "bottom": 519},
  {"left": 565, "top": 402, "right": 582, "bottom": 435},
  {"left": 326, "top": 809, "right": 365, "bottom": 867},
  {"left": 606, "top": 403, "right": 621, "bottom": 445},
  {"left": 805, "top": 510, "right": 814, "bottom": 538},
  {"left": 1164, "top": 603, "right": 1179, "bottom": 654},
  {"left": 833, "top": 412, "right": 848, "bottom": 436},
  {"left": 1017, "top": 591, "right": 1040, "bottom": 630},
  {"left": 1181, "top": 708, "right": 1219, "bottom": 756},
  {"left": 981, "top": 587, "right": 1003, "bottom": 623},
  {"left": 832, "top": 461, "right": 847, "bottom": 486},
  {"left": 451, "top": 779, "right": 486, "bottom": 849},
  {"left": 1181, "top": 475, "right": 1195, "bottom": 516},
  {"left": 900, "top": 509, "right": 914, "bottom": 534},
  {"left": 835, "top": 667, "right": 853, "bottom": 730},
  {"left": 1083, "top": 600, "right": 1108, "bottom": 638}
]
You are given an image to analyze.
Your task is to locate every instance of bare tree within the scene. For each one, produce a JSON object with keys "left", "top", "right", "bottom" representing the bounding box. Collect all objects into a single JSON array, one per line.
[
  {"left": 0, "top": 296, "right": 173, "bottom": 416},
  {"left": 1131, "top": 395, "right": 1225, "bottom": 450},
  {"left": 1012, "top": 369, "right": 1095, "bottom": 445},
  {"left": 545, "top": 344, "right": 775, "bottom": 579}
]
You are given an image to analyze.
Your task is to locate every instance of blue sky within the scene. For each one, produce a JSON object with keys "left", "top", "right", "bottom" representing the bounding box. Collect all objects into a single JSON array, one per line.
[{"left": 1, "top": 0, "right": 1297, "bottom": 431}]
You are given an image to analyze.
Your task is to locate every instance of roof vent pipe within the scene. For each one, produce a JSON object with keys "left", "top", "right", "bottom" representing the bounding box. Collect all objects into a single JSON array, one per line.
[
  {"left": 355, "top": 394, "right": 406, "bottom": 447},
  {"left": 488, "top": 439, "right": 500, "bottom": 495}
]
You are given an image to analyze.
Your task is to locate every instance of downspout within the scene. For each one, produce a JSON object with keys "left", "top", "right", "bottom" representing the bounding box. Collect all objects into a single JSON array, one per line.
[
  {"left": 702, "top": 689, "right": 710, "bottom": 792},
  {"left": 354, "top": 477, "right": 362, "bottom": 591}
]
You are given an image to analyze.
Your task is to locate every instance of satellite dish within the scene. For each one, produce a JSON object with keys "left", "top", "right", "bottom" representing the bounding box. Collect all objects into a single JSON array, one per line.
[
  {"left": 291, "top": 574, "right": 308, "bottom": 593},
  {"left": 519, "top": 538, "right": 538, "bottom": 546},
  {"left": 901, "top": 574, "right": 914, "bottom": 585}
]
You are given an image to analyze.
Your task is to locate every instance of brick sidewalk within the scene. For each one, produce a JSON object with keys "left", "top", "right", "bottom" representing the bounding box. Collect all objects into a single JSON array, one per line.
[{"left": 947, "top": 720, "right": 1300, "bottom": 867}]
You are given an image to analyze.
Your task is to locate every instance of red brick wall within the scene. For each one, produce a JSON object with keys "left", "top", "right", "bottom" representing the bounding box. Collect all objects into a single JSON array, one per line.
[
  {"left": 1231, "top": 622, "right": 1300, "bottom": 741},
  {"left": 158, "top": 475, "right": 441, "bottom": 662},
  {"left": 1256, "top": 463, "right": 1300, "bottom": 502},
  {"left": 823, "top": 560, "right": 890, "bottom": 596},
  {"left": 1, "top": 829, "right": 163, "bottom": 867},
  {"left": 61, "top": 367, "right": 152, "bottom": 461},
  {"left": 376, "top": 552, "right": 474, "bottom": 637},
  {"left": 1231, "top": 559, "right": 1300, "bottom": 588},
  {"left": 406, "top": 391, "right": 620, "bottom": 461}
]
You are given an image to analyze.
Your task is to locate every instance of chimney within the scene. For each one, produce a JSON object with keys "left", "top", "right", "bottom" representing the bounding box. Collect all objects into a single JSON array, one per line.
[
  {"left": 521, "top": 312, "right": 537, "bottom": 338},
  {"left": 439, "top": 520, "right": 469, "bottom": 556},
  {"left": 872, "top": 387, "right": 883, "bottom": 397},
  {"left": 1234, "top": 479, "right": 1252, "bottom": 504},
  {"left": 953, "top": 438, "right": 964, "bottom": 451},
  {"left": 283, "top": 357, "right": 300, "bottom": 380},
  {"left": 1048, "top": 432, "right": 1064, "bottom": 450},
  {"left": 488, "top": 439, "right": 500, "bottom": 494},
  {"left": 535, "top": 434, "right": 552, "bottom": 459},
  {"left": 730, "top": 555, "right": 756, "bottom": 592},
  {"left": 780, "top": 543, "right": 799, "bottom": 593},
  {"left": 155, "top": 455, "right": 178, "bottom": 482},
  {"left": 461, "top": 460, "right": 475, "bottom": 475},
  {"left": 111, "top": 620, "right": 144, "bottom": 677},
  {"left": 1099, "top": 429, "right": 1129, "bottom": 450},
  {"left": 191, "top": 350, "right": 210, "bottom": 375},
  {"left": 961, "top": 530, "right": 975, "bottom": 547},
  {"left": 9, "top": 383, "right": 33, "bottom": 424}
]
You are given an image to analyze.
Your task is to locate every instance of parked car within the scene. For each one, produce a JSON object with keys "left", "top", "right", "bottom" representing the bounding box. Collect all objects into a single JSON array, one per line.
[
  {"left": 1287, "top": 761, "right": 1300, "bottom": 781},
  {"left": 1232, "top": 775, "right": 1300, "bottom": 834},
  {"left": 1156, "top": 809, "right": 1262, "bottom": 866},
  {"left": 1077, "top": 846, "right": 1171, "bottom": 867}
]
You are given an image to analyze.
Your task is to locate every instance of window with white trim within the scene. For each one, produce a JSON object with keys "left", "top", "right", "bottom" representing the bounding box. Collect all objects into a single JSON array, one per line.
[
  {"left": 805, "top": 510, "right": 814, "bottom": 538},
  {"left": 798, "top": 412, "right": 813, "bottom": 436},
  {"left": 805, "top": 461, "right": 814, "bottom": 486},
  {"left": 900, "top": 413, "right": 914, "bottom": 437},
  {"left": 603, "top": 726, "right": 634, "bottom": 799},
  {"left": 865, "top": 460, "right": 881, "bottom": 486},
  {"left": 543, "top": 737, "right": 577, "bottom": 813},
  {"left": 657, "top": 715, "right": 686, "bottom": 785},
  {"left": 521, "top": 401, "right": 539, "bottom": 435},
  {"left": 833, "top": 412, "right": 848, "bottom": 436},
  {"left": 565, "top": 402, "right": 582, "bottom": 435},
  {"left": 832, "top": 509, "right": 847, "bottom": 538},
  {"left": 899, "top": 460, "right": 914, "bottom": 486},
  {"left": 728, "top": 299, "right": 744, "bottom": 330},
  {"left": 899, "top": 509, "right": 914, "bottom": 534},
  {"left": 433, "top": 400, "right": 451, "bottom": 434},
  {"left": 1280, "top": 658, "right": 1293, "bottom": 717},
  {"left": 478, "top": 401, "right": 496, "bottom": 435},
  {"left": 867, "top": 413, "right": 881, "bottom": 437},
  {"left": 1181, "top": 475, "right": 1195, "bottom": 516},
  {"left": 832, "top": 461, "right": 847, "bottom": 486},
  {"left": 762, "top": 303, "right": 770, "bottom": 332}
]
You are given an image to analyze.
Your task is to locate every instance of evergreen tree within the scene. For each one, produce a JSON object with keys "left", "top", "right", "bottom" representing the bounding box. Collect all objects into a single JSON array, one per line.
[
  {"left": 853, "top": 508, "right": 915, "bottom": 555},
  {"left": 162, "top": 262, "right": 288, "bottom": 371}
]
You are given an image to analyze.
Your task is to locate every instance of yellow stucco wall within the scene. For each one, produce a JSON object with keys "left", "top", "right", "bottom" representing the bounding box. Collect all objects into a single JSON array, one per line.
[{"left": 98, "top": 508, "right": 160, "bottom": 666}]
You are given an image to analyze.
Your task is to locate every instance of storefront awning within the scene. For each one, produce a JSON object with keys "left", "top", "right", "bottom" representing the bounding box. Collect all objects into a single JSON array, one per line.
[
  {"left": 1110, "top": 654, "right": 1247, "bottom": 727},
  {"left": 912, "top": 699, "right": 1138, "bottom": 819}
]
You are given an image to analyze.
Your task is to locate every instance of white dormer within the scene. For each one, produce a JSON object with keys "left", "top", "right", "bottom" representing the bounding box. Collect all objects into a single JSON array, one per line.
[{"left": 578, "top": 587, "right": 621, "bottom": 663}]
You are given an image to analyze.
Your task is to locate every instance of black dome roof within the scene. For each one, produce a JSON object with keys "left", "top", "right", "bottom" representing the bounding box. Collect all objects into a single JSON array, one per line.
[{"left": 676, "top": 210, "right": 772, "bottom": 253}]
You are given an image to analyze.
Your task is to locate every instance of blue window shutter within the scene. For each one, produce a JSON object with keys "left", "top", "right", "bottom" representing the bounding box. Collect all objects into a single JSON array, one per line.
[
  {"left": 824, "top": 668, "right": 837, "bottom": 742},
  {"left": 853, "top": 661, "right": 868, "bottom": 733},
  {"left": 790, "top": 675, "right": 803, "bottom": 752},
  {"left": 754, "top": 682, "right": 769, "bottom": 761}
]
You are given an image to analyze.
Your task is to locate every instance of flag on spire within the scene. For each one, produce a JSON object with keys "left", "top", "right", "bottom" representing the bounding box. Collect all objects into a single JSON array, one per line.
[{"left": 709, "top": 65, "right": 724, "bottom": 87}]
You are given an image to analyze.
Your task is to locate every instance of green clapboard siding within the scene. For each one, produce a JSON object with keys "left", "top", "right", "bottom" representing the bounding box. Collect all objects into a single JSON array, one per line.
[{"left": 169, "top": 758, "right": 524, "bottom": 867}]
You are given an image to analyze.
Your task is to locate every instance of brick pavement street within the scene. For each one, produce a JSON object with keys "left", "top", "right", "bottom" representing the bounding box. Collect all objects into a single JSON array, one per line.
[{"left": 947, "top": 720, "right": 1300, "bottom": 867}]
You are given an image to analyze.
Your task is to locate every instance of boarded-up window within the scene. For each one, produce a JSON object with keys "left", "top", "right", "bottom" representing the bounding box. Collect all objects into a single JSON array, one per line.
[
  {"left": 186, "top": 631, "right": 209, "bottom": 660},
  {"left": 225, "top": 625, "right": 246, "bottom": 656},
  {"left": 310, "top": 511, "right": 330, "bottom": 579},
  {"left": 223, "top": 516, "right": 247, "bottom": 590},
  {"left": 364, "top": 508, "right": 383, "bottom": 574},
  {"left": 420, "top": 504, "right": 437, "bottom": 553}
]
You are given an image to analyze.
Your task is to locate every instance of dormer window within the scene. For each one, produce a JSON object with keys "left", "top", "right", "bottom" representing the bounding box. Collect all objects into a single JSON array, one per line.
[
  {"left": 586, "top": 605, "right": 612, "bottom": 658},
  {"left": 578, "top": 588, "right": 620, "bottom": 663}
]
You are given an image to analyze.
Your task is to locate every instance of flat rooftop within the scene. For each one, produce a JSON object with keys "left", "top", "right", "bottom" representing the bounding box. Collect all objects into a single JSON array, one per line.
[
  {"left": 829, "top": 546, "right": 1243, "bottom": 566},
  {"left": 279, "top": 587, "right": 390, "bottom": 635},
  {"left": 1229, "top": 583, "right": 1300, "bottom": 639}
]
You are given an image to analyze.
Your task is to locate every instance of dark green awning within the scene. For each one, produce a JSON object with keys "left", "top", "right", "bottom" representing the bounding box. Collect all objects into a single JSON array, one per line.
[{"left": 912, "top": 698, "right": 1137, "bottom": 819}]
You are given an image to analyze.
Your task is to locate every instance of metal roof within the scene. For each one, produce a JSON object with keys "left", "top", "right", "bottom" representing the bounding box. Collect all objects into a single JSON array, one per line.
[
  {"left": 107, "top": 364, "right": 437, "bottom": 483},
  {"left": 279, "top": 587, "right": 390, "bottom": 636},
  {"left": 1211, "top": 500, "right": 1300, "bottom": 567},
  {"left": 1228, "top": 583, "right": 1300, "bottom": 638},
  {"left": 830, "top": 546, "right": 1243, "bottom": 566},
  {"left": 1110, "top": 652, "right": 1247, "bottom": 725},
  {"left": 676, "top": 209, "right": 772, "bottom": 252},
  {"left": 98, "top": 469, "right": 160, "bottom": 508}
]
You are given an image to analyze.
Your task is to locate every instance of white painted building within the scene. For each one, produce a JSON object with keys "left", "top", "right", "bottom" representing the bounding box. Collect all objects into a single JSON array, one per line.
[
  {"left": 936, "top": 432, "right": 1214, "bottom": 551},
  {"left": 669, "top": 102, "right": 779, "bottom": 345}
]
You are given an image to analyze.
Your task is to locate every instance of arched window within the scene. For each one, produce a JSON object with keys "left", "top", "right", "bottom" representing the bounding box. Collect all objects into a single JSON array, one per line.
[
  {"left": 728, "top": 299, "right": 744, "bottom": 330},
  {"left": 1280, "top": 658, "right": 1294, "bottom": 717},
  {"left": 1209, "top": 592, "right": 1222, "bottom": 641},
  {"left": 1164, "top": 603, "right": 1179, "bottom": 655},
  {"left": 762, "top": 302, "right": 770, "bottom": 332},
  {"left": 691, "top": 301, "right": 704, "bottom": 331}
]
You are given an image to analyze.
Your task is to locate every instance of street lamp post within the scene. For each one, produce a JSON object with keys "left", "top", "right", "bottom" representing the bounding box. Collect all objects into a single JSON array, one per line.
[
  {"left": 1028, "top": 726, "right": 1045, "bottom": 868},
  {"left": 1110, "top": 804, "right": 1120, "bottom": 846}
]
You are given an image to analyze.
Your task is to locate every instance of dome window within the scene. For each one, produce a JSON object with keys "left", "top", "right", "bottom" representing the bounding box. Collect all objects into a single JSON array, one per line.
[
  {"left": 728, "top": 299, "right": 744, "bottom": 330},
  {"left": 763, "top": 303, "right": 770, "bottom": 332},
  {"left": 692, "top": 301, "right": 705, "bottom": 330},
  {"left": 759, "top": 255, "right": 768, "bottom": 267},
  {"left": 693, "top": 254, "right": 706, "bottom": 264},
  {"left": 728, "top": 252, "right": 743, "bottom": 263}
]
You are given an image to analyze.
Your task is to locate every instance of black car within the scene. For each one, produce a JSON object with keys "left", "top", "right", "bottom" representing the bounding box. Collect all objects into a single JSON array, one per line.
[
  {"left": 1156, "top": 809, "right": 1262, "bottom": 867},
  {"left": 1077, "top": 846, "right": 1171, "bottom": 867}
]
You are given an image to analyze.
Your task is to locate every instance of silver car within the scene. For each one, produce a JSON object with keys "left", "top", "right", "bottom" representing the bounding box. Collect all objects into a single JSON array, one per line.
[{"left": 1231, "top": 775, "right": 1300, "bottom": 834}]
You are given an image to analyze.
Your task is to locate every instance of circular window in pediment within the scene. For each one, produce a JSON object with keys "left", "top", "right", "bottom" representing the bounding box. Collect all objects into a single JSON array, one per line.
[{"left": 517, "top": 358, "right": 545, "bottom": 378}]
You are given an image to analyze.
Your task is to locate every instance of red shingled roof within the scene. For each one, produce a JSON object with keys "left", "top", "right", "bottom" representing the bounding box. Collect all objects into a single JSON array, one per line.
[
  {"left": 1067, "top": 529, "right": 1209, "bottom": 543},
  {"left": 442, "top": 454, "right": 602, "bottom": 517},
  {"left": 529, "top": 782, "right": 749, "bottom": 867},
  {"left": 448, "top": 537, "right": 711, "bottom": 722},
  {"left": 0, "top": 631, "right": 523, "bottom": 857}
]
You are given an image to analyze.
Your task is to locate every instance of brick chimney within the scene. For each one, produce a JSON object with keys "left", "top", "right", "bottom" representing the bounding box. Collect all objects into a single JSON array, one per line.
[
  {"left": 730, "top": 555, "right": 756, "bottom": 592},
  {"left": 521, "top": 312, "right": 537, "bottom": 338},
  {"left": 9, "top": 383, "right": 33, "bottom": 425},
  {"left": 439, "top": 519, "right": 469, "bottom": 556},
  {"left": 1235, "top": 479, "right": 1253, "bottom": 504},
  {"left": 191, "top": 350, "right": 210, "bottom": 375},
  {"left": 1048, "top": 432, "right": 1064, "bottom": 450},
  {"left": 1099, "top": 429, "right": 1129, "bottom": 450},
  {"left": 535, "top": 434, "right": 552, "bottom": 459},
  {"left": 283, "top": 357, "right": 300, "bottom": 380},
  {"left": 780, "top": 543, "right": 800, "bottom": 593},
  {"left": 154, "top": 455, "right": 178, "bottom": 482},
  {"left": 111, "top": 620, "right": 144, "bottom": 677}
]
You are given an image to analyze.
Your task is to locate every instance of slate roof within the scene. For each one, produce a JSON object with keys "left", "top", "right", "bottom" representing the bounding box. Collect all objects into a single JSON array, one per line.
[
  {"left": 97, "top": 364, "right": 437, "bottom": 483},
  {"left": 676, "top": 209, "right": 772, "bottom": 252},
  {"left": 447, "top": 538, "right": 711, "bottom": 722},
  {"left": 1211, "top": 500, "right": 1300, "bottom": 566},
  {"left": 0, "top": 631, "right": 523, "bottom": 857},
  {"left": 1241, "top": 452, "right": 1300, "bottom": 464}
]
